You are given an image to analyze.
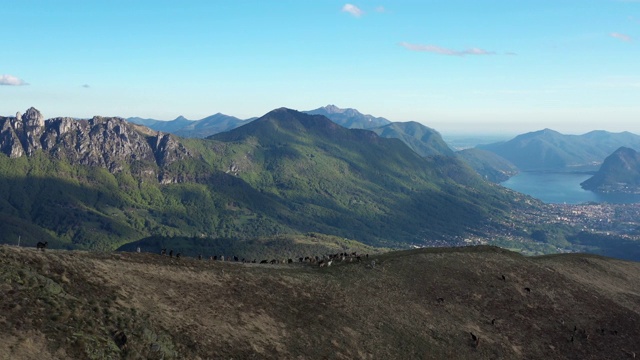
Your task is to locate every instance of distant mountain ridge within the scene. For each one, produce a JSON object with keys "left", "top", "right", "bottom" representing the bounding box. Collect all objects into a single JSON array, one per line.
[
  {"left": 128, "top": 113, "right": 247, "bottom": 138},
  {"left": 478, "top": 129, "right": 640, "bottom": 171},
  {"left": 303, "top": 104, "right": 392, "bottom": 129},
  {"left": 581, "top": 147, "right": 640, "bottom": 193},
  {"left": 125, "top": 104, "right": 456, "bottom": 158},
  {"left": 456, "top": 148, "right": 518, "bottom": 182},
  {"left": 128, "top": 115, "right": 193, "bottom": 133},
  {"left": 174, "top": 113, "right": 248, "bottom": 138},
  {"left": 368, "top": 121, "right": 454, "bottom": 157}
]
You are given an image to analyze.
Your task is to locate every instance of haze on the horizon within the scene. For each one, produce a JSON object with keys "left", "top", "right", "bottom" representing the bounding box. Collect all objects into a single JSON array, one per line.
[{"left": 1, "top": 0, "right": 638, "bottom": 135}]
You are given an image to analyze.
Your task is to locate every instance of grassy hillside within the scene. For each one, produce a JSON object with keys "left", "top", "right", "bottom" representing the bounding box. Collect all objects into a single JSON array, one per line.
[
  {"left": 0, "top": 152, "right": 293, "bottom": 251},
  {"left": 209, "top": 108, "right": 516, "bottom": 244},
  {"left": 2, "top": 245, "right": 639, "bottom": 359},
  {"left": 370, "top": 121, "right": 454, "bottom": 157}
]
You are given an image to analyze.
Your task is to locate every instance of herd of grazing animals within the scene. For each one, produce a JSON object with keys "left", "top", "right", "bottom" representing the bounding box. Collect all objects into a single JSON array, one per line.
[{"left": 155, "top": 248, "right": 368, "bottom": 267}]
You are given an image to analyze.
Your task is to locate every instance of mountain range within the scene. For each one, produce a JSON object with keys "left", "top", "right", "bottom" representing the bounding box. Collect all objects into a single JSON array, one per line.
[
  {"left": 127, "top": 105, "right": 454, "bottom": 158},
  {"left": 127, "top": 104, "right": 393, "bottom": 138},
  {"left": 0, "top": 107, "right": 516, "bottom": 252},
  {"left": 478, "top": 129, "right": 640, "bottom": 172},
  {"left": 128, "top": 113, "right": 250, "bottom": 138},
  {"left": 127, "top": 108, "right": 640, "bottom": 180},
  {"left": 304, "top": 104, "right": 392, "bottom": 129}
]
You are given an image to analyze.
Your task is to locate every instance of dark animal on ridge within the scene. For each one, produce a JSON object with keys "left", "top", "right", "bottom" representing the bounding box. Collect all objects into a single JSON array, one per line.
[
  {"left": 470, "top": 332, "right": 480, "bottom": 348},
  {"left": 36, "top": 241, "right": 48, "bottom": 251},
  {"left": 160, "top": 248, "right": 167, "bottom": 255}
]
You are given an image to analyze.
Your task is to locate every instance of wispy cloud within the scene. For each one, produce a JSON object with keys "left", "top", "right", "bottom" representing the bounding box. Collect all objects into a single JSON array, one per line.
[
  {"left": 399, "top": 42, "right": 496, "bottom": 56},
  {"left": 375, "top": 6, "right": 386, "bottom": 13},
  {"left": 610, "top": 32, "right": 633, "bottom": 42},
  {"left": 342, "top": 4, "right": 363, "bottom": 17},
  {"left": 0, "top": 74, "right": 28, "bottom": 86}
]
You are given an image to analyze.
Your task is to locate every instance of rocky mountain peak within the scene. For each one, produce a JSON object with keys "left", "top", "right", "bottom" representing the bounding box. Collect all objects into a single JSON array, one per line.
[
  {"left": 0, "top": 107, "right": 192, "bottom": 181},
  {"left": 323, "top": 104, "right": 343, "bottom": 113},
  {"left": 23, "top": 107, "right": 45, "bottom": 128}
]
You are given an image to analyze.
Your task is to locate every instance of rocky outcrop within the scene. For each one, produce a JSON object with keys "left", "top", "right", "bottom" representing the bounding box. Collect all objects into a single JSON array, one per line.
[
  {"left": 0, "top": 107, "right": 191, "bottom": 179},
  {"left": 151, "top": 132, "right": 189, "bottom": 167}
]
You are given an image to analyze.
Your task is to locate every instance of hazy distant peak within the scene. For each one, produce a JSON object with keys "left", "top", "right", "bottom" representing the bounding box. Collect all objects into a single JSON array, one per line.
[
  {"left": 613, "top": 146, "right": 637, "bottom": 156},
  {"left": 270, "top": 107, "right": 296, "bottom": 113},
  {"left": 539, "top": 128, "right": 561, "bottom": 135},
  {"left": 174, "top": 115, "right": 189, "bottom": 122},
  {"left": 304, "top": 105, "right": 391, "bottom": 130},
  {"left": 514, "top": 128, "right": 562, "bottom": 140},
  {"left": 316, "top": 105, "right": 362, "bottom": 116},
  {"left": 323, "top": 104, "right": 344, "bottom": 113}
]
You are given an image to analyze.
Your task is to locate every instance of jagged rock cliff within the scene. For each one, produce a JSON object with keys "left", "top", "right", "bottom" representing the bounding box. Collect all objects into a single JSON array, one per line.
[{"left": 0, "top": 107, "right": 191, "bottom": 179}]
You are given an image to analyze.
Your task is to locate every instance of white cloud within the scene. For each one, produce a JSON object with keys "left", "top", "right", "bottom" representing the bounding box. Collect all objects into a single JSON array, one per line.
[
  {"left": 610, "top": 32, "right": 633, "bottom": 42},
  {"left": 0, "top": 74, "right": 28, "bottom": 86},
  {"left": 342, "top": 4, "right": 363, "bottom": 17},
  {"left": 399, "top": 42, "right": 496, "bottom": 56}
]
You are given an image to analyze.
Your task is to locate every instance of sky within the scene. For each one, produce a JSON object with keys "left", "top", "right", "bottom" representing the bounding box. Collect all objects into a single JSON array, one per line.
[{"left": 1, "top": 0, "right": 639, "bottom": 135}]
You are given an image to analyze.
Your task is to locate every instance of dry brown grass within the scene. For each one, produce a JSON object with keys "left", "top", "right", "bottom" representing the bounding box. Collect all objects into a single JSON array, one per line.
[{"left": 1, "top": 245, "right": 640, "bottom": 359}]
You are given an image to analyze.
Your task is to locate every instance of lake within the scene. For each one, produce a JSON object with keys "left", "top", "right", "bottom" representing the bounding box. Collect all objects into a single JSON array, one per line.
[{"left": 500, "top": 172, "right": 640, "bottom": 204}]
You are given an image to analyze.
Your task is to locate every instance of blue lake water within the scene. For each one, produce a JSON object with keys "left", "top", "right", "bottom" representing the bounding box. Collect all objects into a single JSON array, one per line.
[{"left": 500, "top": 172, "right": 640, "bottom": 204}]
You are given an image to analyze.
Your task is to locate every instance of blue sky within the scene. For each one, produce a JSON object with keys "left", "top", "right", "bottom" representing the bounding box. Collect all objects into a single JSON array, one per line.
[{"left": 1, "top": 0, "right": 638, "bottom": 135}]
